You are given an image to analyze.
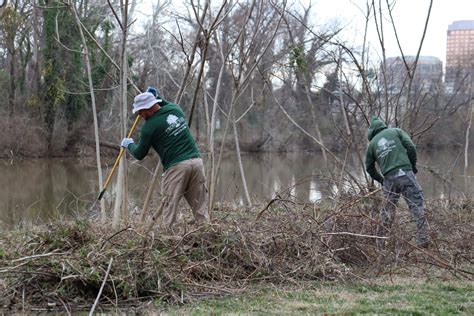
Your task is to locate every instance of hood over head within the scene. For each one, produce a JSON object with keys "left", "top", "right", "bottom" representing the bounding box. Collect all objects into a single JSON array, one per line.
[{"left": 367, "top": 116, "right": 387, "bottom": 140}]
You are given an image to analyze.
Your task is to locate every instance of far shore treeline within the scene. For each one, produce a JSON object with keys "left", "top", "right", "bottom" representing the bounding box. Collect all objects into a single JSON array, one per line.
[{"left": 0, "top": 1, "right": 471, "bottom": 160}]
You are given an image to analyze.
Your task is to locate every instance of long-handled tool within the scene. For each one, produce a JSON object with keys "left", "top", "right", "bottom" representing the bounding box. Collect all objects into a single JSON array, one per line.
[{"left": 98, "top": 115, "right": 141, "bottom": 200}]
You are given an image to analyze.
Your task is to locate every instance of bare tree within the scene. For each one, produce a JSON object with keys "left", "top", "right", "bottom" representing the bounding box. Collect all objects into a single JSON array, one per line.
[
  {"left": 211, "top": 1, "right": 286, "bottom": 206},
  {"left": 69, "top": 0, "right": 106, "bottom": 220},
  {"left": 109, "top": 0, "right": 134, "bottom": 228}
]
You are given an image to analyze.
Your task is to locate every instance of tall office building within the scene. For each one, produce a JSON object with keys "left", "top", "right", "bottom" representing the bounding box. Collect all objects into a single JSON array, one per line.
[
  {"left": 445, "top": 20, "right": 474, "bottom": 93},
  {"left": 384, "top": 56, "right": 443, "bottom": 94}
]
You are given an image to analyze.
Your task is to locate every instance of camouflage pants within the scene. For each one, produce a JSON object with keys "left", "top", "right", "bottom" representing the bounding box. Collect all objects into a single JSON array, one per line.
[{"left": 378, "top": 169, "right": 428, "bottom": 246}]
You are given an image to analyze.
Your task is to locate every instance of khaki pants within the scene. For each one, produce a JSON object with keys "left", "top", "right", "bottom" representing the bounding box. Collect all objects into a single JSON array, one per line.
[{"left": 160, "top": 158, "right": 210, "bottom": 228}]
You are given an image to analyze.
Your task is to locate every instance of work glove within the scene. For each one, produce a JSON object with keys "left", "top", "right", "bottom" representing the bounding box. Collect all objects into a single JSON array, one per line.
[
  {"left": 412, "top": 166, "right": 418, "bottom": 174},
  {"left": 146, "top": 86, "right": 159, "bottom": 98},
  {"left": 121, "top": 138, "right": 134, "bottom": 148}
]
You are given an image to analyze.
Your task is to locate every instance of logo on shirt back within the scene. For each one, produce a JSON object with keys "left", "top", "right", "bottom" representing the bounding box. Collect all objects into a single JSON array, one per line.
[
  {"left": 167, "top": 114, "right": 179, "bottom": 126},
  {"left": 377, "top": 137, "right": 396, "bottom": 158},
  {"left": 165, "top": 114, "right": 187, "bottom": 136}
]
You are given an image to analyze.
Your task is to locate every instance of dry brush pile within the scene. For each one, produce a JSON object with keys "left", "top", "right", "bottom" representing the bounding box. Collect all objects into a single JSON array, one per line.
[{"left": 0, "top": 192, "right": 472, "bottom": 312}]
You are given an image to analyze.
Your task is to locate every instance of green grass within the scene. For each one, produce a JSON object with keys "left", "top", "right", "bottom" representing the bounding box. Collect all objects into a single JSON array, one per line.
[{"left": 165, "top": 278, "right": 473, "bottom": 315}]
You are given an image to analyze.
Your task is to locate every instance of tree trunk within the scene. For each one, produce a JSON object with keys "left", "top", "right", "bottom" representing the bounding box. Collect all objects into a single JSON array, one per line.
[
  {"left": 208, "top": 63, "right": 225, "bottom": 209},
  {"left": 9, "top": 50, "right": 16, "bottom": 117},
  {"left": 139, "top": 162, "right": 160, "bottom": 224},
  {"left": 108, "top": 0, "right": 132, "bottom": 226},
  {"left": 464, "top": 78, "right": 473, "bottom": 194},
  {"left": 232, "top": 118, "right": 252, "bottom": 206},
  {"left": 112, "top": 162, "right": 124, "bottom": 228},
  {"left": 70, "top": 2, "right": 106, "bottom": 221}
]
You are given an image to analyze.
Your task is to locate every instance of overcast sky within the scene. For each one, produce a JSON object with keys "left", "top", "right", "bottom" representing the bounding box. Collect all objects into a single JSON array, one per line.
[
  {"left": 134, "top": 0, "right": 473, "bottom": 65},
  {"left": 311, "top": 0, "right": 474, "bottom": 63}
]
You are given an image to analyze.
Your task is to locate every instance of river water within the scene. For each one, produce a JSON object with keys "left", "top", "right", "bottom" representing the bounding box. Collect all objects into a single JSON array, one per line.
[{"left": 0, "top": 149, "right": 471, "bottom": 227}]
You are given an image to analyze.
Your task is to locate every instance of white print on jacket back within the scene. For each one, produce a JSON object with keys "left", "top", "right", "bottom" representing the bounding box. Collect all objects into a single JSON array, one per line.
[
  {"left": 165, "top": 114, "right": 187, "bottom": 136},
  {"left": 376, "top": 137, "right": 396, "bottom": 158}
]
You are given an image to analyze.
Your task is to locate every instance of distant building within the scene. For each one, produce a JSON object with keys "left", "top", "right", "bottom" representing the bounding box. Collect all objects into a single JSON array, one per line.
[
  {"left": 445, "top": 20, "right": 474, "bottom": 93},
  {"left": 383, "top": 56, "right": 443, "bottom": 94}
]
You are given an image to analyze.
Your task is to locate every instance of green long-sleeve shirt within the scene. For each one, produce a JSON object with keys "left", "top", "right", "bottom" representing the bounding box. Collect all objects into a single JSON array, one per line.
[
  {"left": 128, "top": 101, "right": 201, "bottom": 170},
  {"left": 365, "top": 117, "right": 417, "bottom": 183}
]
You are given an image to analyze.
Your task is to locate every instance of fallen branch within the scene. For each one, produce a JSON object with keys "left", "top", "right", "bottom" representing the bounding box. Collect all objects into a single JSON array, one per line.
[
  {"left": 320, "top": 232, "right": 388, "bottom": 239},
  {"left": 11, "top": 250, "right": 66, "bottom": 263},
  {"left": 89, "top": 257, "right": 114, "bottom": 316}
]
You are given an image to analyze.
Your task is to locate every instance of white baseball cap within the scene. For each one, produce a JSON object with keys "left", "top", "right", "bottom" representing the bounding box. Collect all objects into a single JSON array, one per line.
[{"left": 132, "top": 92, "right": 162, "bottom": 114}]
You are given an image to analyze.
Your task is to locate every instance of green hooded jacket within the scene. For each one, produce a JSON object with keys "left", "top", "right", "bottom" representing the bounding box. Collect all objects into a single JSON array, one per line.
[
  {"left": 128, "top": 100, "right": 201, "bottom": 170},
  {"left": 365, "top": 116, "right": 417, "bottom": 183}
]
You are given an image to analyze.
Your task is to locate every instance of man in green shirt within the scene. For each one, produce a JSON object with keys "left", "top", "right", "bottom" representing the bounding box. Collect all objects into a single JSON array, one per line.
[
  {"left": 365, "top": 116, "right": 428, "bottom": 248},
  {"left": 121, "top": 90, "right": 210, "bottom": 231}
]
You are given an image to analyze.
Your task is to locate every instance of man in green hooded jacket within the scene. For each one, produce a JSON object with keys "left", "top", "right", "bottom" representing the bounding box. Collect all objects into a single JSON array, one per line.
[{"left": 365, "top": 116, "right": 428, "bottom": 248}]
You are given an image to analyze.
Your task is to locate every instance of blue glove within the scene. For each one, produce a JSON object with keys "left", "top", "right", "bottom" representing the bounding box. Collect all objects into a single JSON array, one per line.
[
  {"left": 146, "top": 86, "right": 159, "bottom": 98},
  {"left": 121, "top": 138, "right": 134, "bottom": 148}
]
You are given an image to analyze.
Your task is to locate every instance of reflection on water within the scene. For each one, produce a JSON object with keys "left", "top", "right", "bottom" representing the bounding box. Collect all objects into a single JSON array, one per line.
[
  {"left": 0, "top": 149, "right": 471, "bottom": 226},
  {"left": 0, "top": 159, "right": 93, "bottom": 227},
  {"left": 309, "top": 180, "right": 322, "bottom": 202}
]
